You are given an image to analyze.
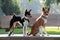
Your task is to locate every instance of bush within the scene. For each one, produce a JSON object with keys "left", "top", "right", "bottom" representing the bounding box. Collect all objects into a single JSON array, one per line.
[{"left": 1, "top": 0, "right": 21, "bottom": 15}]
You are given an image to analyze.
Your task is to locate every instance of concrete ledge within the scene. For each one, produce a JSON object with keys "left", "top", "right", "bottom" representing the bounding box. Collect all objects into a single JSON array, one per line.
[
  {"left": 0, "top": 34, "right": 60, "bottom": 40},
  {"left": 0, "top": 37, "right": 60, "bottom": 40}
]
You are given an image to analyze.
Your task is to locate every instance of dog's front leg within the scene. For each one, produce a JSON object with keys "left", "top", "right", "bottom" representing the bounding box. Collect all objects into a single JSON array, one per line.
[
  {"left": 23, "top": 20, "right": 28, "bottom": 36},
  {"left": 23, "top": 26, "right": 27, "bottom": 36},
  {"left": 43, "top": 27, "right": 48, "bottom": 36},
  {"left": 43, "top": 24, "right": 48, "bottom": 36},
  {"left": 39, "top": 26, "right": 43, "bottom": 36},
  {"left": 44, "top": 27, "right": 47, "bottom": 34}
]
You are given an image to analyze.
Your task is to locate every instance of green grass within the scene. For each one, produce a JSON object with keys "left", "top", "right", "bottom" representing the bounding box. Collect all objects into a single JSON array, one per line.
[
  {"left": 0, "top": 27, "right": 60, "bottom": 34},
  {"left": 0, "top": 27, "right": 31, "bottom": 34},
  {"left": 0, "top": 29, "right": 7, "bottom": 34},
  {"left": 46, "top": 27, "right": 60, "bottom": 34}
]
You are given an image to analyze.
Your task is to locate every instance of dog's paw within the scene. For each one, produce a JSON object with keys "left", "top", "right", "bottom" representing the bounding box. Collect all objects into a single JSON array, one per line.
[
  {"left": 27, "top": 32, "right": 30, "bottom": 35},
  {"left": 40, "top": 34, "right": 44, "bottom": 37},
  {"left": 46, "top": 34, "right": 49, "bottom": 36},
  {"left": 12, "top": 33, "right": 14, "bottom": 35}
]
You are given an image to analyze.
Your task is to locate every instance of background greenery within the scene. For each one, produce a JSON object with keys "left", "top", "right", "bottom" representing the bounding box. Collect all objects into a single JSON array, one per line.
[
  {"left": 29, "top": 0, "right": 60, "bottom": 8},
  {"left": 0, "top": 0, "right": 60, "bottom": 15},
  {"left": 0, "top": 0, "right": 21, "bottom": 15},
  {"left": 0, "top": 27, "right": 60, "bottom": 34}
]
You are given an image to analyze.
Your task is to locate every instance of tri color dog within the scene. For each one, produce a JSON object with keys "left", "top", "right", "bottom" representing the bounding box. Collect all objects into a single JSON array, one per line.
[
  {"left": 28, "top": 7, "right": 50, "bottom": 36},
  {"left": 8, "top": 9, "right": 32, "bottom": 36}
]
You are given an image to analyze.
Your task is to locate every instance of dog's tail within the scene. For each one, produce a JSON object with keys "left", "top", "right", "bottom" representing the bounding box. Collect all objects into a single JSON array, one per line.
[{"left": 5, "top": 14, "right": 15, "bottom": 32}]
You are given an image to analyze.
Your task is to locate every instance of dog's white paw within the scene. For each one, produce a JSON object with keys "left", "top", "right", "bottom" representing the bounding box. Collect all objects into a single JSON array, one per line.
[
  {"left": 45, "top": 34, "right": 49, "bottom": 36},
  {"left": 40, "top": 34, "right": 44, "bottom": 37},
  {"left": 11, "top": 33, "right": 14, "bottom": 35}
]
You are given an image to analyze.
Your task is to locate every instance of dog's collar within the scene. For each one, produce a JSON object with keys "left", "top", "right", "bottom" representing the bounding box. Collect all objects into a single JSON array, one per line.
[
  {"left": 42, "top": 15, "right": 48, "bottom": 19},
  {"left": 23, "top": 17, "right": 30, "bottom": 22},
  {"left": 25, "top": 16, "right": 29, "bottom": 19}
]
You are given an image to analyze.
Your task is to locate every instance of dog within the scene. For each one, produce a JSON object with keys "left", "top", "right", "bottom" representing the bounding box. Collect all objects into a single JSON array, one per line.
[
  {"left": 27, "top": 7, "right": 50, "bottom": 36},
  {"left": 8, "top": 9, "right": 32, "bottom": 36}
]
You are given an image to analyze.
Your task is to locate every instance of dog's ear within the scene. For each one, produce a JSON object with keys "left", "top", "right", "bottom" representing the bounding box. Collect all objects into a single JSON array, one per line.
[
  {"left": 42, "top": 7, "right": 45, "bottom": 11},
  {"left": 13, "top": 13, "right": 16, "bottom": 15},
  {"left": 29, "top": 9, "right": 32, "bottom": 12},
  {"left": 25, "top": 9, "right": 27, "bottom": 12},
  {"left": 48, "top": 8, "right": 50, "bottom": 12},
  {"left": 48, "top": 8, "right": 50, "bottom": 11}
]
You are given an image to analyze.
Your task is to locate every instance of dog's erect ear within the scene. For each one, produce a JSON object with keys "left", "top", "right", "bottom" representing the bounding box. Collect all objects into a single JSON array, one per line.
[
  {"left": 48, "top": 8, "right": 50, "bottom": 11},
  {"left": 13, "top": 13, "right": 16, "bottom": 15},
  {"left": 29, "top": 9, "right": 32, "bottom": 12},
  {"left": 42, "top": 7, "right": 45, "bottom": 11},
  {"left": 25, "top": 9, "right": 27, "bottom": 12},
  {"left": 48, "top": 8, "right": 50, "bottom": 13}
]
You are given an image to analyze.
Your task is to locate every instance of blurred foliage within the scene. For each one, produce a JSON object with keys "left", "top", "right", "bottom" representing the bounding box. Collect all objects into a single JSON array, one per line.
[
  {"left": 40, "top": 0, "right": 58, "bottom": 8},
  {"left": 46, "top": 0, "right": 60, "bottom": 7},
  {"left": 0, "top": 0, "right": 60, "bottom": 15},
  {"left": 28, "top": 0, "right": 60, "bottom": 8},
  {"left": 44, "top": 0, "right": 60, "bottom": 8},
  {"left": 57, "top": 0, "right": 60, "bottom": 5},
  {"left": 0, "top": 0, "right": 2, "bottom": 7},
  {"left": 28, "top": 0, "right": 32, "bottom": 2},
  {"left": 1, "top": 0, "right": 21, "bottom": 15}
]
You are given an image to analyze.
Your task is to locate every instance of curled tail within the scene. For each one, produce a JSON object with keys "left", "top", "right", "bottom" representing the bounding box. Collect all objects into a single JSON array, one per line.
[{"left": 6, "top": 15, "right": 15, "bottom": 32}]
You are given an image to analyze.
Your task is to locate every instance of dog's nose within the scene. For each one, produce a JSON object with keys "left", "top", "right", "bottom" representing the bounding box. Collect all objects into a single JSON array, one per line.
[{"left": 46, "top": 13, "right": 48, "bottom": 15}]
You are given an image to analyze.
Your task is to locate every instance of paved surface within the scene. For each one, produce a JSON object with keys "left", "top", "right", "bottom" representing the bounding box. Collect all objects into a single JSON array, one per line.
[
  {"left": 0, "top": 34, "right": 60, "bottom": 37},
  {"left": 0, "top": 34, "right": 60, "bottom": 40}
]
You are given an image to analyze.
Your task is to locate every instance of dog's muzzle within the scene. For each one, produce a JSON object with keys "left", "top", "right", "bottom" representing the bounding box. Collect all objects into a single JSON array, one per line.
[{"left": 45, "top": 13, "right": 48, "bottom": 15}]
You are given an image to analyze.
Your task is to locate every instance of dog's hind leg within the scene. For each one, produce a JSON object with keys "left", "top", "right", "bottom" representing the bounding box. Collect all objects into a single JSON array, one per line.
[
  {"left": 8, "top": 22, "right": 16, "bottom": 36},
  {"left": 8, "top": 26, "right": 14, "bottom": 36},
  {"left": 8, "top": 29, "right": 14, "bottom": 36}
]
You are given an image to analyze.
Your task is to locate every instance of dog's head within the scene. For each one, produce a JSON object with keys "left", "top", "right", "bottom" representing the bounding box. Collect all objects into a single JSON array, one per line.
[
  {"left": 42, "top": 7, "right": 50, "bottom": 15},
  {"left": 25, "top": 9, "right": 32, "bottom": 18}
]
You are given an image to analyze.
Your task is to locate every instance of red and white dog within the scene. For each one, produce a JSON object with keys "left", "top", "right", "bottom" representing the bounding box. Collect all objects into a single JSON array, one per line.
[{"left": 28, "top": 7, "right": 50, "bottom": 36}]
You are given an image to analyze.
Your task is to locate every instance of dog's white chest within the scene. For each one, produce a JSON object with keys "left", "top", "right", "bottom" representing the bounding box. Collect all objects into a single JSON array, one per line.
[
  {"left": 23, "top": 20, "right": 28, "bottom": 26},
  {"left": 42, "top": 17, "right": 47, "bottom": 23},
  {"left": 43, "top": 18, "right": 47, "bottom": 23}
]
